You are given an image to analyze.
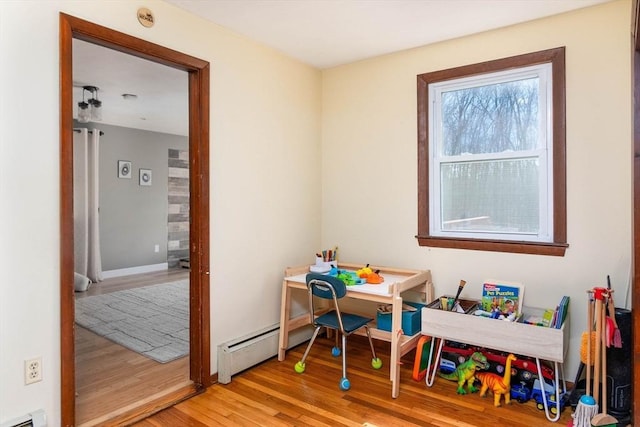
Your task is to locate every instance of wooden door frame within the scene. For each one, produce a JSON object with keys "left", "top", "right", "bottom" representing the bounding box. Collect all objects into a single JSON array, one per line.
[
  {"left": 59, "top": 13, "right": 210, "bottom": 426},
  {"left": 634, "top": 2, "right": 639, "bottom": 426}
]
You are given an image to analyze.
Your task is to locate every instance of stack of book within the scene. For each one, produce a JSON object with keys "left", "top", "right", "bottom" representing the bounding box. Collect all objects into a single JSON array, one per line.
[
  {"left": 521, "top": 295, "right": 569, "bottom": 328},
  {"left": 551, "top": 296, "right": 570, "bottom": 328}
]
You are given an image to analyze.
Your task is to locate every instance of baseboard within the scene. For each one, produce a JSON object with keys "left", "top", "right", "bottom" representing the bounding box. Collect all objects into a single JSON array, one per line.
[{"left": 102, "top": 263, "right": 168, "bottom": 279}]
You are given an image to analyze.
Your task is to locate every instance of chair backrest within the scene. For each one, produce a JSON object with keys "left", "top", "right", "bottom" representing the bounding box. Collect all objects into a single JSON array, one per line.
[
  {"left": 305, "top": 273, "right": 347, "bottom": 299},
  {"left": 305, "top": 273, "right": 348, "bottom": 331}
]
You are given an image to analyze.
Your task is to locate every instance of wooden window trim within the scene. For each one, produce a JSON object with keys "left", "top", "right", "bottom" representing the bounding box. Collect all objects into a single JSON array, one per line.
[{"left": 416, "top": 47, "right": 567, "bottom": 256}]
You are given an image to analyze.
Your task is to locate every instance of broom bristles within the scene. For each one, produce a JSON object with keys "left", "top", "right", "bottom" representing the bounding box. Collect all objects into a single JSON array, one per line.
[
  {"left": 580, "top": 331, "right": 597, "bottom": 365},
  {"left": 590, "top": 413, "right": 618, "bottom": 427}
]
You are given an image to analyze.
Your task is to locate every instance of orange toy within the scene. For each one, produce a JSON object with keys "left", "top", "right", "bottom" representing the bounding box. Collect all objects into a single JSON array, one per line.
[{"left": 366, "top": 271, "right": 384, "bottom": 284}]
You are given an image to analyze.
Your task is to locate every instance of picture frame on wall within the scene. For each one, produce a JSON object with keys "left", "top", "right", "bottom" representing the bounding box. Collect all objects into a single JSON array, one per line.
[
  {"left": 118, "top": 160, "right": 132, "bottom": 179},
  {"left": 139, "top": 168, "right": 152, "bottom": 186}
]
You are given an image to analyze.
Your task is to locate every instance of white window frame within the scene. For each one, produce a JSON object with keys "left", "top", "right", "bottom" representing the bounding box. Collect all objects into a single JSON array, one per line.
[{"left": 428, "top": 64, "right": 554, "bottom": 243}]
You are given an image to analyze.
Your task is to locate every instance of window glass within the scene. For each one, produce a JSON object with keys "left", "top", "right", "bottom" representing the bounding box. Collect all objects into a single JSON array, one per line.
[
  {"left": 440, "top": 77, "right": 540, "bottom": 155},
  {"left": 440, "top": 159, "right": 539, "bottom": 235}
]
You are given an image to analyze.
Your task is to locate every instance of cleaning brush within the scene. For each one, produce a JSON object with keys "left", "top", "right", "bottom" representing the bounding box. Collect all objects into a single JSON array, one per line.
[
  {"left": 580, "top": 330, "right": 597, "bottom": 364},
  {"left": 572, "top": 290, "right": 598, "bottom": 427}
]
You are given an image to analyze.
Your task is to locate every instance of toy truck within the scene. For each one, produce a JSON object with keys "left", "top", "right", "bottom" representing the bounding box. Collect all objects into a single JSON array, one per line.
[{"left": 531, "top": 379, "right": 568, "bottom": 415}]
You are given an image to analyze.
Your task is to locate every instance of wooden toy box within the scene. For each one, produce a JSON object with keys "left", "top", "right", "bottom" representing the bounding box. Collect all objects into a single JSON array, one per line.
[{"left": 421, "top": 305, "right": 569, "bottom": 362}]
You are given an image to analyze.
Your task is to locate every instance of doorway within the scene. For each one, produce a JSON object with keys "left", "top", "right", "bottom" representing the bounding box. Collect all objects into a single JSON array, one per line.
[{"left": 60, "top": 13, "right": 211, "bottom": 426}]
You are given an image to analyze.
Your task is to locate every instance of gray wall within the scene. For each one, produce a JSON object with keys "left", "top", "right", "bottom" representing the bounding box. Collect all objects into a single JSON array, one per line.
[{"left": 76, "top": 121, "right": 188, "bottom": 271}]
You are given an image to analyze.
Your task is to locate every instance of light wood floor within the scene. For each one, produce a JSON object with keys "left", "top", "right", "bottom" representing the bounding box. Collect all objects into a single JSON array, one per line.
[
  {"left": 75, "top": 269, "right": 191, "bottom": 426},
  {"left": 134, "top": 335, "right": 574, "bottom": 427}
]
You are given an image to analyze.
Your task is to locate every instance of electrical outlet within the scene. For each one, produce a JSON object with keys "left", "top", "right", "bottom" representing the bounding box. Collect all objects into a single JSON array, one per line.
[
  {"left": 154, "top": 244, "right": 160, "bottom": 253},
  {"left": 25, "top": 357, "right": 42, "bottom": 385}
]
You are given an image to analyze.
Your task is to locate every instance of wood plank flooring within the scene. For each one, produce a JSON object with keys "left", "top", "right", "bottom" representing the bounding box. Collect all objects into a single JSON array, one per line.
[
  {"left": 75, "top": 269, "right": 191, "bottom": 426},
  {"left": 134, "top": 335, "right": 574, "bottom": 427}
]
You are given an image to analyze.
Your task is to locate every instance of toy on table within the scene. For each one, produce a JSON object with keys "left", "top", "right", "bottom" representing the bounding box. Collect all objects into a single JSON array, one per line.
[
  {"left": 366, "top": 270, "right": 383, "bottom": 284},
  {"left": 438, "top": 351, "right": 489, "bottom": 395},
  {"left": 335, "top": 270, "right": 365, "bottom": 286},
  {"left": 355, "top": 264, "right": 384, "bottom": 284},
  {"left": 356, "top": 264, "right": 372, "bottom": 278},
  {"left": 475, "top": 354, "right": 516, "bottom": 407}
]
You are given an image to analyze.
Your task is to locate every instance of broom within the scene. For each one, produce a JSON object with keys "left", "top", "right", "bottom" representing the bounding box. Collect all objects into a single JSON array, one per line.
[
  {"left": 571, "top": 290, "right": 598, "bottom": 427},
  {"left": 591, "top": 289, "right": 618, "bottom": 427}
]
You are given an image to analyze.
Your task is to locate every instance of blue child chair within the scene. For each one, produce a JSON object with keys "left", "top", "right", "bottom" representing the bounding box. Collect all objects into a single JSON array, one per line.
[{"left": 294, "top": 272, "right": 383, "bottom": 390}]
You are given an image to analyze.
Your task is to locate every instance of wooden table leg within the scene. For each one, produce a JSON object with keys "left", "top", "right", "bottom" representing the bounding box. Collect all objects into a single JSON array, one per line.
[
  {"left": 278, "top": 280, "right": 292, "bottom": 361},
  {"left": 390, "top": 293, "right": 402, "bottom": 398}
]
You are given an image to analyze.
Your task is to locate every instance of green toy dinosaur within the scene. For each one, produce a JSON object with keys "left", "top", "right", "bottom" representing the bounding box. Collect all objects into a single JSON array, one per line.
[{"left": 438, "top": 351, "right": 489, "bottom": 394}]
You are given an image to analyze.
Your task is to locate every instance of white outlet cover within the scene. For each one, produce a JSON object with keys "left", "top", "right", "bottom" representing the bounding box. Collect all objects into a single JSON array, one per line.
[{"left": 25, "top": 357, "right": 42, "bottom": 384}]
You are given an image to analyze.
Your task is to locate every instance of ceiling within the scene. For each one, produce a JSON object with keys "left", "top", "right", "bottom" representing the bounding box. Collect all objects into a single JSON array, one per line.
[
  {"left": 73, "top": 0, "right": 612, "bottom": 136},
  {"left": 165, "top": 0, "right": 612, "bottom": 69},
  {"left": 73, "top": 39, "right": 189, "bottom": 136}
]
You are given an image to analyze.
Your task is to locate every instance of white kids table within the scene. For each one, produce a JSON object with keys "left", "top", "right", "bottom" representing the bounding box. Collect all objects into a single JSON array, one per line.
[{"left": 278, "top": 262, "right": 433, "bottom": 398}]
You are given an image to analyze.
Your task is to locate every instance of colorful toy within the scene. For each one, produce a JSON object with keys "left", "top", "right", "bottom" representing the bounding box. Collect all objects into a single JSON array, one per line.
[
  {"left": 475, "top": 354, "right": 517, "bottom": 407},
  {"left": 333, "top": 269, "right": 365, "bottom": 286},
  {"left": 531, "top": 379, "right": 568, "bottom": 416},
  {"left": 510, "top": 381, "right": 531, "bottom": 403},
  {"left": 440, "top": 342, "right": 556, "bottom": 383},
  {"left": 337, "top": 270, "right": 358, "bottom": 286},
  {"left": 366, "top": 270, "right": 383, "bottom": 284},
  {"left": 355, "top": 264, "right": 384, "bottom": 284},
  {"left": 438, "top": 351, "right": 489, "bottom": 394},
  {"left": 412, "top": 336, "right": 432, "bottom": 381},
  {"left": 356, "top": 264, "right": 373, "bottom": 278}
]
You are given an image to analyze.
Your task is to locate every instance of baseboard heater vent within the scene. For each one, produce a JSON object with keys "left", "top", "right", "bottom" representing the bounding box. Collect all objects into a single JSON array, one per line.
[
  {"left": 217, "top": 323, "right": 312, "bottom": 384},
  {"left": 0, "top": 409, "right": 46, "bottom": 427}
]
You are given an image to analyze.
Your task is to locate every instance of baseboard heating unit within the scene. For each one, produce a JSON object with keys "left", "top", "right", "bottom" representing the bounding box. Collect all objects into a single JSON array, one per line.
[
  {"left": 217, "top": 323, "right": 312, "bottom": 384},
  {"left": 0, "top": 409, "right": 46, "bottom": 427}
]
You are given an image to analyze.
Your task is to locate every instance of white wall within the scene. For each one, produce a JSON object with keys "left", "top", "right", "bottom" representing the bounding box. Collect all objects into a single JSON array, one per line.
[
  {"left": 0, "top": 0, "right": 321, "bottom": 424},
  {"left": 321, "top": 0, "right": 632, "bottom": 381},
  {"left": 0, "top": 0, "right": 632, "bottom": 423}
]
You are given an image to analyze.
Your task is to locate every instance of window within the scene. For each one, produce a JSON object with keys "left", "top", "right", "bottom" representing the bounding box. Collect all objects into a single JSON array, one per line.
[{"left": 417, "top": 47, "right": 567, "bottom": 256}]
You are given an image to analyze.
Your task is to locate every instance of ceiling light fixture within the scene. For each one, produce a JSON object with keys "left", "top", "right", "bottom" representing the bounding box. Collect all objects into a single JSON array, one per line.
[
  {"left": 77, "top": 85, "right": 102, "bottom": 123},
  {"left": 122, "top": 93, "right": 138, "bottom": 100}
]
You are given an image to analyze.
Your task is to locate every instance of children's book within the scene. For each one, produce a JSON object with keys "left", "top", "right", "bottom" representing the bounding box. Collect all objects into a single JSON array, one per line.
[
  {"left": 480, "top": 281, "right": 524, "bottom": 322},
  {"left": 552, "top": 296, "right": 570, "bottom": 329}
]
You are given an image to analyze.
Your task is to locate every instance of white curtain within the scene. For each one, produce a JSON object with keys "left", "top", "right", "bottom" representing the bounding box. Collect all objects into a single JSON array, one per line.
[{"left": 73, "top": 128, "right": 103, "bottom": 283}]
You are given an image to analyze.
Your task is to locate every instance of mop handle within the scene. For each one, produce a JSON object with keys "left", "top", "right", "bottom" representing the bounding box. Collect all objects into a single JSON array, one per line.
[
  {"left": 586, "top": 291, "right": 593, "bottom": 396},
  {"left": 592, "top": 287, "right": 607, "bottom": 404},
  {"left": 601, "top": 299, "right": 608, "bottom": 414}
]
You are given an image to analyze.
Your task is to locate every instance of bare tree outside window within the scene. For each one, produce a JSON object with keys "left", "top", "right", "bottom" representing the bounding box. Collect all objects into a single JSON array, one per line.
[{"left": 441, "top": 78, "right": 539, "bottom": 155}]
